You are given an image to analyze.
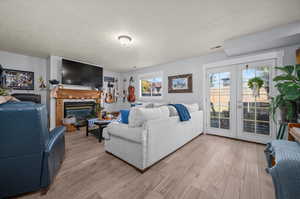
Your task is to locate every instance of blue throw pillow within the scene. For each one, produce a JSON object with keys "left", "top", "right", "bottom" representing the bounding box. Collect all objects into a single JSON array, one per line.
[{"left": 120, "top": 109, "right": 130, "bottom": 124}]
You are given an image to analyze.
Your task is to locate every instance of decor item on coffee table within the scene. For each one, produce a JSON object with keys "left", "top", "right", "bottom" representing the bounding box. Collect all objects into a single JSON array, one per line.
[
  {"left": 63, "top": 116, "right": 77, "bottom": 132},
  {"left": 168, "top": 73, "right": 192, "bottom": 93},
  {"left": 86, "top": 119, "right": 112, "bottom": 142},
  {"left": 3, "top": 69, "right": 34, "bottom": 90}
]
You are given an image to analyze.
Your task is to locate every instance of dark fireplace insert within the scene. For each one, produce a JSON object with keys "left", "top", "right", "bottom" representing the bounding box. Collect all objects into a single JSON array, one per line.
[{"left": 64, "top": 101, "right": 96, "bottom": 127}]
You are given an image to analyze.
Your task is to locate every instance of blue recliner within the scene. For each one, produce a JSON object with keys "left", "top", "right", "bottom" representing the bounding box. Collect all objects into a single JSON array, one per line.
[{"left": 0, "top": 101, "right": 66, "bottom": 198}]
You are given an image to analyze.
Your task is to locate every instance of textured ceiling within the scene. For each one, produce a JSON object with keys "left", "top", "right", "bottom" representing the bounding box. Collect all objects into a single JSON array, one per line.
[{"left": 0, "top": 0, "right": 300, "bottom": 72}]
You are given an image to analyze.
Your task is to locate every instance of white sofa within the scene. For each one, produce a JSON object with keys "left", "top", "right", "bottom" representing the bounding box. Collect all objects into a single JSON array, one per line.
[{"left": 103, "top": 108, "right": 204, "bottom": 171}]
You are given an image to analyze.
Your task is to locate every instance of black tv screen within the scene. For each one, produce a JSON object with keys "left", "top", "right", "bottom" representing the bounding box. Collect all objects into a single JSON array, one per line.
[{"left": 61, "top": 59, "right": 103, "bottom": 88}]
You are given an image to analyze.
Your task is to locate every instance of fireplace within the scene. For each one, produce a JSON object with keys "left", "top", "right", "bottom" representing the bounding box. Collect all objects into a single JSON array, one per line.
[
  {"left": 52, "top": 88, "right": 101, "bottom": 128},
  {"left": 64, "top": 101, "right": 96, "bottom": 126}
]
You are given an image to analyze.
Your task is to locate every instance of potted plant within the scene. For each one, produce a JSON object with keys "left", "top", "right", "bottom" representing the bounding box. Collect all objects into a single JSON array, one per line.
[
  {"left": 270, "top": 65, "right": 300, "bottom": 123},
  {"left": 248, "top": 77, "right": 264, "bottom": 97},
  {"left": 0, "top": 87, "right": 8, "bottom": 96}
]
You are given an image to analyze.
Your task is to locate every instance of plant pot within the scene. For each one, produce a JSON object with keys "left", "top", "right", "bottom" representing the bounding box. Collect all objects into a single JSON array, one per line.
[
  {"left": 280, "top": 102, "right": 298, "bottom": 123},
  {"left": 252, "top": 84, "right": 259, "bottom": 97}
]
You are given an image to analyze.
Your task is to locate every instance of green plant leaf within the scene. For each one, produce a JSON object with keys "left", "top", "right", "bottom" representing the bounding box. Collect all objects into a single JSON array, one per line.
[
  {"left": 273, "top": 74, "right": 298, "bottom": 82},
  {"left": 295, "top": 64, "right": 300, "bottom": 80},
  {"left": 275, "top": 65, "right": 294, "bottom": 75},
  {"left": 0, "top": 88, "right": 9, "bottom": 96},
  {"left": 247, "top": 77, "right": 264, "bottom": 89},
  {"left": 270, "top": 65, "right": 300, "bottom": 122},
  {"left": 282, "top": 84, "right": 300, "bottom": 100}
]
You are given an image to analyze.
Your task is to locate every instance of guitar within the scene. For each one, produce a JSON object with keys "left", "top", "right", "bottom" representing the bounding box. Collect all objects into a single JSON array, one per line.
[
  {"left": 105, "top": 82, "right": 114, "bottom": 103},
  {"left": 127, "top": 76, "right": 136, "bottom": 102},
  {"left": 114, "top": 78, "right": 119, "bottom": 102}
]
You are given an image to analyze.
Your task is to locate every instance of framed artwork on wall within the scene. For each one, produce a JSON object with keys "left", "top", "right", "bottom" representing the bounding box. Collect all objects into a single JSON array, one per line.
[
  {"left": 3, "top": 69, "right": 34, "bottom": 90},
  {"left": 168, "top": 73, "right": 192, "bottom": 93}
]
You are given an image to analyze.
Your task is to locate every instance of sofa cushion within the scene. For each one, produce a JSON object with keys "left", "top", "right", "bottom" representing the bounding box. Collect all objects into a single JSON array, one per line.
[
  {"left": 183, "top": 103, "right": 199, "bottom": 113},
  {"left": 129, "top": 106, "right": 169, "bottom": 128}
]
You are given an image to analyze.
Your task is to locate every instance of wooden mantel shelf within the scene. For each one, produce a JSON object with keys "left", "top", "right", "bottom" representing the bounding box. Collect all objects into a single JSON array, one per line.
[
  {"left": 52, "top": 88, "right": 101, "bottom": 127},
  {"left": 52, "top": 87, "right": 101, "bottom": 99}
]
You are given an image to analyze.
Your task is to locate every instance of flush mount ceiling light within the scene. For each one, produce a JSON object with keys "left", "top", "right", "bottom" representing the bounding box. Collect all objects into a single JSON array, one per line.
[
  {"left": 210, "top": 45, "right": 222, "bottom": 50},
  {"left": 118, "top": 35, "right": 132, "bottom": 46}
]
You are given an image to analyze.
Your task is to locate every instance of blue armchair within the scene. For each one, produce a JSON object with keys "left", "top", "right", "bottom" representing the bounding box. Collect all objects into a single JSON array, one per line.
[{"left": 0, "top": 101, "right": 66, "bottom": 198}]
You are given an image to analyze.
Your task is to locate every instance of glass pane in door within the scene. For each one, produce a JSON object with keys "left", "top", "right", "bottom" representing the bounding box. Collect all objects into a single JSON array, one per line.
[
  {"left": 242, "top": 66, "right": 270, "bottom": 135},
  {"left": 209, "top": 72, "right": 230, "bottom": 129}
]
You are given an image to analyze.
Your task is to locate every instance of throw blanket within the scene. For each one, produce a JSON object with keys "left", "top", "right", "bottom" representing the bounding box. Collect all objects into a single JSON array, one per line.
[
  {"left": 0, "top": 96, "right": 19, "bottom": 104},
  {"left": 265, "top": 140, "right": 300, "bottom": 199},
  {"left": 168, "top": 104, "right": 191, "bottom": 121}
]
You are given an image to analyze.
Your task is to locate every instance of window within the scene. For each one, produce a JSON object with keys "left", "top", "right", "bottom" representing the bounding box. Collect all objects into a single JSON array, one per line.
[{"left": 139, "top": 72, "right": 163, "bottom": 98}]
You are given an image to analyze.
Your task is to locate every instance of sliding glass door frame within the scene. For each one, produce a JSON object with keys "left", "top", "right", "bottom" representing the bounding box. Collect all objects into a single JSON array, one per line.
[
  {"left": 202, "top": 51, "right": 283, "bottom": 144},
  {"left": 204, "top": 66, "right": 237, "bottom": 138},
  {"left": 236, "top": 59, "right": 277, "bottom": 143}
]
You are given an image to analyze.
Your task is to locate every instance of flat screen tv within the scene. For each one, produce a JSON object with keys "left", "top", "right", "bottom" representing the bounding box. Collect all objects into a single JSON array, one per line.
[{"left": 61, "top": 59, "right": 103, "bottom": 88}]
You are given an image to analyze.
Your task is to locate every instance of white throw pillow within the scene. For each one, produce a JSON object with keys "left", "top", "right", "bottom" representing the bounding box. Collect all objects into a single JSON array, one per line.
[
  {"left": 153, "top": 102, "right": 166, "bottom": 108},
  {"left": 128, "top": 107, "right": 143, "bottom": 128},
  {"left": 128, "top": 106, "right": 169, "bottom": 127},
  {"left": 134, "top": 102, "right": 154, "bottom": 108},
  {"left": 168, "top": 106, "right": 178, "bottom": 117},
  {"left": 183, "top": 103, "right": 199, "bottom": 113}
]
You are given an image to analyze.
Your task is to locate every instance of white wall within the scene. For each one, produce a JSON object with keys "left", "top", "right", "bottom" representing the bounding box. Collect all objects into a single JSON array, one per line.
[
  {"left": 123, "top": 51, "right": 228, "bottom": 108},
  {"left": 0, "top": 50, "right": 47, "bottom": 104},
  {"left": 123, "top": 44, "right": 300, "bottom": 109}
]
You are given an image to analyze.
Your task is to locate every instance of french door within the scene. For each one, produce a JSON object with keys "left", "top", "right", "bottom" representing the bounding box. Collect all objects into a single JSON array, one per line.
[{"left": 205, "top": 59, "right": 276, "bottom": 143}]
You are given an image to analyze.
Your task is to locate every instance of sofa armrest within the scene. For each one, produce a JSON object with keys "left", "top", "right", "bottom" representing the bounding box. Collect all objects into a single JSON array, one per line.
[
  {"left": 103, "top": 124, "right": 145, "bottom": 144},
  {"left": 47, "top": 126, "right": 66, "bottom": 152}
]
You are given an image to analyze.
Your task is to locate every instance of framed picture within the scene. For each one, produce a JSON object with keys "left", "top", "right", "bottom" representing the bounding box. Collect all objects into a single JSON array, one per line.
[
  {"left": 3, "top": 69, "right": 34, "bottom": 90},
  {"left": 168, "top": 73, "right": 192, "bottom": 93},
  {"left": 104, "top": 76, "right": 115, "bottom": 82}
]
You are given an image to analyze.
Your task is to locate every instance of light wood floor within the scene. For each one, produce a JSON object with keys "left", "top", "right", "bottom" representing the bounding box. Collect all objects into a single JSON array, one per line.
[{"left": 17, "top": 130, "right": 275, "bottom": 199}]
